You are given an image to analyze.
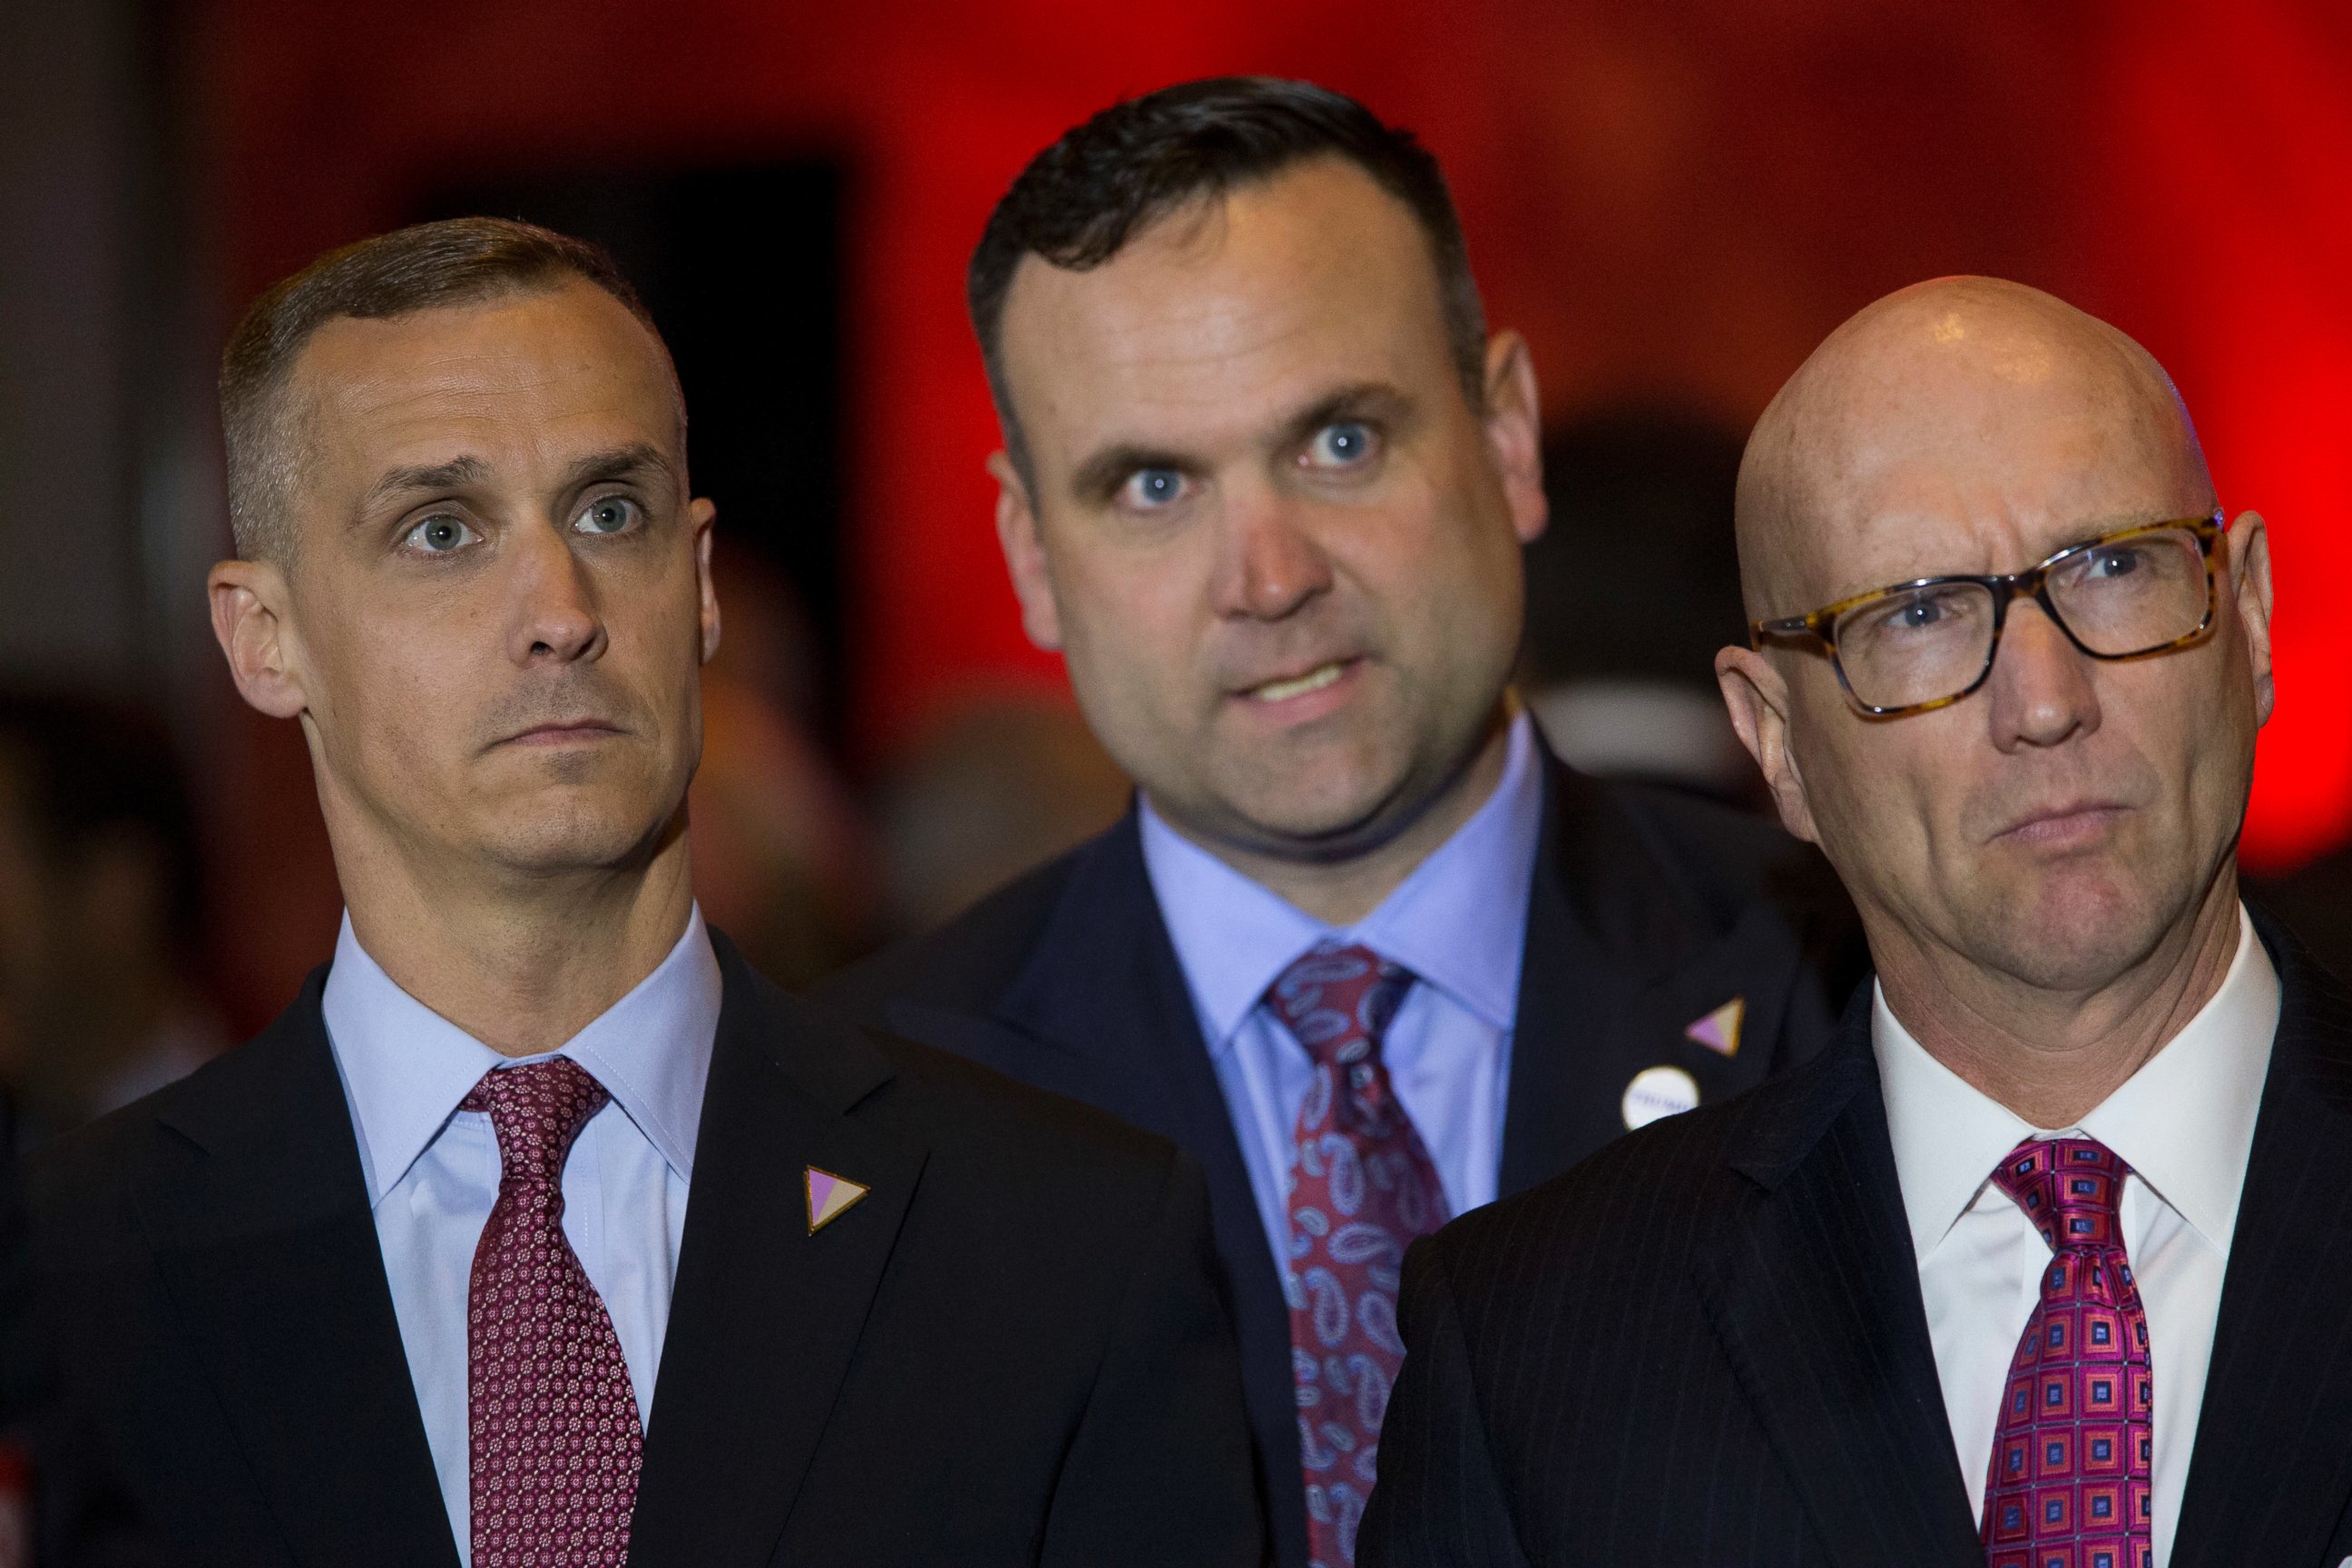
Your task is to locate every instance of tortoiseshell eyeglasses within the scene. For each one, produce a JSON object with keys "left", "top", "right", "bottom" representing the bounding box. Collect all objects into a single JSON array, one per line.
[{"left": 1748, "top": 511, "right": 2227, "bottom": 719}]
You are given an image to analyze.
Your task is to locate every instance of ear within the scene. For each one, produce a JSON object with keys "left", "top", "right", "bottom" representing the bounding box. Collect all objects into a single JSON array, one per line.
[
  {"left": 208, "top": 557, "right": 309, "bottom": 720},
  {"left": 1480, "top": 330, "right": 1548, "bottom": 545},
  {"left": 987, "top": 449, "right": 1063, "bottom": 652},
  {"left": 2223, "top": 509, "right": 2275, "bottom": 727},
  {"left": 1715, "top": 644, "right": 1821, "bottom": 844},
  {"left": 691, "top": 495, "right": 722, "bottom": 664}
]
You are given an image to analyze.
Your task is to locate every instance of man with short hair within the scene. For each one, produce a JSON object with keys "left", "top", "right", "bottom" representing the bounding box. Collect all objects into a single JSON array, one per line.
[
  {"left": 28, "top": 217, "right": 1260, "bottom": 1568},
  {"left": 823, "top": 77, "right": 1858, "bottom": 1568},
  {"left": 1362, "top": 277, "right": 2352, "bottom": 1568}
]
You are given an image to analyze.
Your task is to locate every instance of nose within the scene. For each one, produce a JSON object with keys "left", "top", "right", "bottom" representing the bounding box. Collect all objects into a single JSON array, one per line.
[
  {"left": 504, "top": 524, "right": 608, "bottom": 667},
  {"left": 1207, "top": 485, "right": 1334, "bottom": 622},
  {"left": 1984, "top": 597, "right": 2100, "bottom": 751}
]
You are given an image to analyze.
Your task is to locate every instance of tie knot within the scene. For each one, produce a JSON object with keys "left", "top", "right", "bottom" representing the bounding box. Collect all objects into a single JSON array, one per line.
[
  {"left": 461, "top": 1057, "right": 610, "bottom": 1184},
  {"left": 1989, "top": 1136, "right": 2130, "bottom": 1252},
  {"left": 1267, "top": 943, "right": 1415, "bottom": 1070}
]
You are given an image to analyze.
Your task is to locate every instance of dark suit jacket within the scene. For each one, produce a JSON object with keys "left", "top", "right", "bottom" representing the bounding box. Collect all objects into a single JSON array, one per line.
[
  {"left": 1362, "top": 915, "right": 2352, "bottom": 1568},
  {"left": 820, "top": 749, "right": 1863, "bottom": 1568},
  {"left": 26, "top": 935, "right": 1263, "bottom": 1568}
]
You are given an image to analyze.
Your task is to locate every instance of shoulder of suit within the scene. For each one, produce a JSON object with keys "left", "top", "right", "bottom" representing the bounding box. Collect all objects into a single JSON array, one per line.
[
  {"left": 25, "top": 1010, "right": 292, "bottom": 1208},
  {"left": 749, "top": 951, "right": 1181, "bottom": 1189},
  {"left": 1418, "top": 1034, "right": 1858, "bottom": 1300},
  {"left": 851, "top": 1018, "right": 1181, "bottom": 1181},
  {"left": 812, "top": 828, "right": 1098, "bottom": 1021},
  {"left": 1431, "top": 1093, "right": 1744, "bottom": 1274},
  {"left": 1580, "top": 774, "right": 1864, "bottom": 973},
  {"left": 1585, "top": 776, "right": 1827, "bottom": 909}
]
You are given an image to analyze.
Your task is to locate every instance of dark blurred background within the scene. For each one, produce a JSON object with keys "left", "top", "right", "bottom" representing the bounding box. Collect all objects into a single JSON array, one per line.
[{"left": 3, "top": 0, "right": 2348, "bottom": 1136}]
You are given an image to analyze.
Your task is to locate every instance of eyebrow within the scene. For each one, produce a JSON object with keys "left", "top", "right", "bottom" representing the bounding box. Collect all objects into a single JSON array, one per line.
[
  {"left": 1063, "top": 379, "right": 1416, "bottom": 504},
  {"left": 1275, "top": 381, "right": 1414, "bottom": 451},
  {"left": 557, "top": 442, "right": 680, "bottom": 495},
  {"left": 355, "top": 443, "right": 681, "bottom": 522},
  {"left": 359, "top": 454, "right": 492, "bottom": 516}
]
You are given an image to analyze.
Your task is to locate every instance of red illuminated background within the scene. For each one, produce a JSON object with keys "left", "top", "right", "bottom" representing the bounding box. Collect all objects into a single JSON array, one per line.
[{"left": 107, "top": 0, "right": 2352, "bottom": 1014}]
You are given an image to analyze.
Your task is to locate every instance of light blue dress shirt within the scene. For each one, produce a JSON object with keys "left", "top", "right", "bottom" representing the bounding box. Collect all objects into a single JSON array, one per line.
[
  {"left": 321, "top": 906, "right": 723, "bottom": 1564},
  {"left": 1139, "top": 711, "right": 1545, "bottom": 1281}
]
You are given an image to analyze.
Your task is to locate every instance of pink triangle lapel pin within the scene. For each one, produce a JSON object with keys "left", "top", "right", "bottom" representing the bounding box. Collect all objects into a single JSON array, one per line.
[
  {"left": 1683, "top": 995, "right": 1745, "bottom": 1058},
  {"left": 805, "top": 1166, "right": 870, "bottom": 1235}
]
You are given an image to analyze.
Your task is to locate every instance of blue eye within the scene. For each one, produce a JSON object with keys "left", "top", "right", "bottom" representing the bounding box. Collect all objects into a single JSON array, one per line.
[
  {"left": 2082, "top": 545, "right": 2145, "bottom": 580},
  {"left": 1119, "top": 468, "right": 1190, "bottom": 510},
  {"left": 1304, "top": 421, "right": 1377, "bottom": 470},
  {"left": 403, "top": 514, "right": 480, "bottom": 554},
  {"left": 574, "top": 496, "right": 639, "bottom": 534}
]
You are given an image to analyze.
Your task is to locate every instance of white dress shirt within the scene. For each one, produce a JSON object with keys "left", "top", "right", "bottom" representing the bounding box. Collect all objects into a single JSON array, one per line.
[
  {"left": 1139, "top": 710, "right": 1545, "bottom": 1280},
  {"left": 321, "top": 906, "right": 723, "bottom": 1564},
  {"left": 1874, "top": 904, "right": 2278, "bottom": 1568}
]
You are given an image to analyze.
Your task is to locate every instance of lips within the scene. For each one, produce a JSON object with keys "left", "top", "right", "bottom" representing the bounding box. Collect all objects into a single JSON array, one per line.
[
  {"left": 497, "top": 719, "right": 624, "bottom": 747},
  {"left": 1243, "top": 661, "right": 1349, "bottom": 703},
  {"left": 1994, "top": 799, "right": 2129, "bottom": 846}
]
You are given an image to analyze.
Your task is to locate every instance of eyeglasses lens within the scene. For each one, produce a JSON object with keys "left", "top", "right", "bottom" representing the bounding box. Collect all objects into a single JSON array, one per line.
[{"left": 1831, "top": 528, "right": 2208, "bottom": 711}]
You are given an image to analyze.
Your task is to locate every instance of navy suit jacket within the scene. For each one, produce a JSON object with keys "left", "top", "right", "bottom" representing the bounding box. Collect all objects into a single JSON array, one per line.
[
  {"left": 28, "top": 935, "right": 1263, "bottom": 1568},
  {"left": 820, "top": 748, "right": 1864, "bottom": 1568},
  {"left": 1362, "top": 911, "right": 2352, "bottom": 1568}
]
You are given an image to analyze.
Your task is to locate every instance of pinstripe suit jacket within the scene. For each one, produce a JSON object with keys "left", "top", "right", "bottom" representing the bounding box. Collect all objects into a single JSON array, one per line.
[{"left": 1362, "top": 915, "right": 2352, "bottom": 1568}]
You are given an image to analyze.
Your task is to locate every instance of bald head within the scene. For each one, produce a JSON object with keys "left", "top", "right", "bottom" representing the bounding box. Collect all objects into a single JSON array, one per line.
[
  {"left": 1714, "top": 275, "right": 2275, "bottom": 1117},
  {"left": 1735, "top": 277, "right": 2212, "bottom": 621}
]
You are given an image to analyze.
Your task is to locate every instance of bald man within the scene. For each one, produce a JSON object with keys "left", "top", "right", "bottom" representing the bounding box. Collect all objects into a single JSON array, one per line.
[{"left": 1360, "top": 277, "right": 2352, "bottom": 1568}]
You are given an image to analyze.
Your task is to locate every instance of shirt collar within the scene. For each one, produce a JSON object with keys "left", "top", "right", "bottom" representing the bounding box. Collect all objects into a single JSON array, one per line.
[
  {"left": 322, "top": 905, "right": 723, "bottom": 1206},
  {"left": 1874, "top": 902, "right": 2279, "bottom": 1262},
  {"left": 1138, "top": 709, "right": 1544, "bottom": 1053}
]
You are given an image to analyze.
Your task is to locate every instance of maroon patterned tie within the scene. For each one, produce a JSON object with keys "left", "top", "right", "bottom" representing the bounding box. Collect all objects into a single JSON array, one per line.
[
  {"left": 1979, "top": 1138, "right": 2152, "bottom": 1568},
  {"left": 464, "top": 1059, "right": 643, "bottom": 1568},
  {"left": 1269, "top": 943, "right": 1449, "bottom": 1568}
]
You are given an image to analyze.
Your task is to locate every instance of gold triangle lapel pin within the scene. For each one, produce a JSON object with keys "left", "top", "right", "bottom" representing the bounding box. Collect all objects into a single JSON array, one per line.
[
  {"left": 1683, "top": 995, "right": 1745, "bottom": 1058},
  {"left": 805, "top": 1166, "right": 870, "bottom": 1235}
]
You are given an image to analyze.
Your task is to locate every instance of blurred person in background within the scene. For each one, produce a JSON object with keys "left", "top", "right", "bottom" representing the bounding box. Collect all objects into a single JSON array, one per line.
[
  {"left": 822, "top": 75, "right": 1862, "bottom": 1568},
  {"left": 686, "top": 542, "right": 877, "bottom": 985},
  {"left": 1520, "top": 407, "right": 1759, "bottom": 802},
  {"left": 0, "top": 691, "right": 224, "bottom": 1144},
  {"left": 28, "top": 217, "right": 1260, "bottom": 1568},
  {"left": 871, "top": 686, "right": 1131, "bottom": 936}
]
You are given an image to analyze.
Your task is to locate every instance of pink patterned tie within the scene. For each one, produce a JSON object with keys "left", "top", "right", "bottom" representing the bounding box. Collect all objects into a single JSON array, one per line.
[
  {"left": 1269, "top": 943, "right": 1449, "bottom": 1568},
  {"left": 1980, "top": 1138, "right": 2152, "bottom": 1568},
  {"left": 464, "top": 1059, "right": 643, "bottom": 1568}
]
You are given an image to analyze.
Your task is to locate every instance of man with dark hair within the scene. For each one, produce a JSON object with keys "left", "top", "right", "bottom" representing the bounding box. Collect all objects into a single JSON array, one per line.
[
  {"left": 29, "top": 216, "right": 1260, "bottom": 1567},
  {"left": 823, "top": 76, "right": 1860, "bottom": 1568}
]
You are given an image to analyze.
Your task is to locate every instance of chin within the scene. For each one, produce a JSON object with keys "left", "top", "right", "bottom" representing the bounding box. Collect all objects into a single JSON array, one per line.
[
  {"left": 475, "top": 785, "right": 681, "bottom": 877},
  {"left": 1965, "top": 865, "right": 2181, "bottom": 992},
  {"left": 1226, "top": 770, "right": 1418, "bottom": 858}
]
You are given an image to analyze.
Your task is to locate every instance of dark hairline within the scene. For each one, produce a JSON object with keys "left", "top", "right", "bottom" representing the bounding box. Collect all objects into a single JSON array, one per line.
[{"left": 967, "top": 80, "right": 1489, "bottom": 492}]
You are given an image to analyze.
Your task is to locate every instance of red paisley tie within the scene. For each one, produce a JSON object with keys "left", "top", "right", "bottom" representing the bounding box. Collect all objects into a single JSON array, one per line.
[
  {"left": 1269, "top": 943, "right": 1449, "bottom": 1568},
  {"left": 464, "top": 1059, "right": 643, "bottom": 1568},
  {"left": 1980, "top": 1138, "right": 2153, "bottom": 1568}
]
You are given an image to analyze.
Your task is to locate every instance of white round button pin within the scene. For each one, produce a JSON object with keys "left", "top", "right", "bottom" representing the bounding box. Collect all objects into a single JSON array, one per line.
[{"left": 1622, "top": 1065, "right": 1700, "bottom": 1130}]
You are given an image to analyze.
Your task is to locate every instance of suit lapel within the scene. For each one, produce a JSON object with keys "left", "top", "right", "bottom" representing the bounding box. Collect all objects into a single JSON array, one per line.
[
  {"left": 135, "top": 975, "right": 456, "bottom": 1568},
  {"left": 2172, "top": 925, "right": 2352, "bottom": 1566},
  {"left": 1502, "top": 756, "right": 1809, "bottom": 1196},
  {"left": 1690, "top": 1014, "right": 1984, "bottom": 1568},
  {"left": 989, "top": 814, "right": 1311, "bottom": 1568},
  {"left": 628, "top": 943, "right": 926, "bottom": 1568}
]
